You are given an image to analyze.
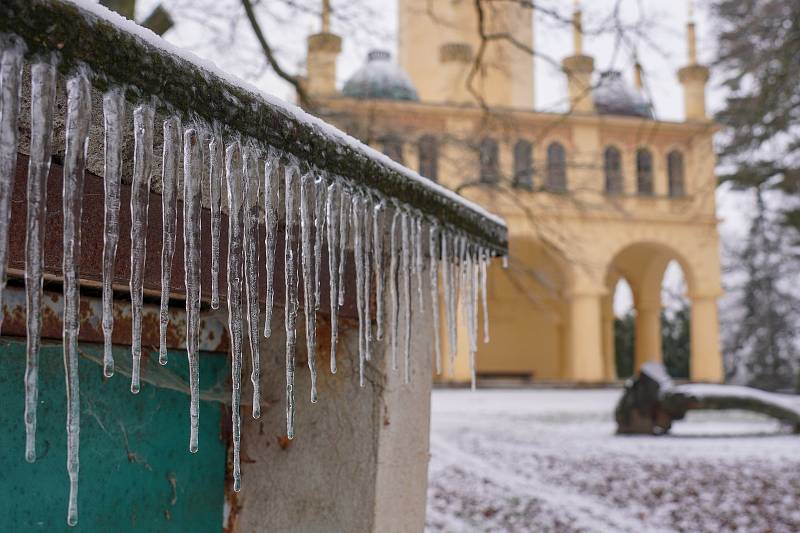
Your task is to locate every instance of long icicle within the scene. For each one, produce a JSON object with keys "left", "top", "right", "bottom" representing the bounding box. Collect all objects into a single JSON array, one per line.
[
  {"left": 415, "top": 216, "right": 425, "bottom": 309},
  {"left": 362, "top": 195, "right": 373, "bottom": 362},
  {"left": 101, "top": 90, "right": 124, "bottom": 378},
  {"left": 284, "top": 159, "right": 301, "bottom": 439},
  {"left": 480, "top": 247, "right": 490, "bottom": 343},
  {"left": 337, "top": 186, "right": 351, "bottom": 307},
  {"left": 441, "top": 230, "right": 457, "bottom": 373},
  {"left": 63, "top": 73, "right": 91, "bottom": 528},
  {"left": 129, "top": 104, "right": 154, "bottom": 394},
  {"left": 372, "top": 200, "right": 385, "bottom": 341},
  {"left": 209, "top": 136, "right": 223, "bottom": 310},
  {"left": 300, "top": 171, "right": 318, "bottom": 401},
  {"left": 388, "top": 208, "right": 401, "bottom": 371},
  {"left": 243, "top": 147, "right": 262, "bottom": 417},
  {"left": 429, "top": 224, "right": 442, "bottom": 375},
  {"left": 225, "top": 142, "right": 245, "bottom": 490},
  {"left": 24, "top": 61, "right": 56, "bottom": 464},
  {"left": 313, "top": 175, "right": 327, "bottom": 310},
  {"left": 325, "top": 181, "right": 341, "bottom": 372},
  {"left": 401, "top": 211, "right": 412, "bottom": 383},
  {"left": 352, "top": 193, "right": 366, "bottom": 386},
  {"left": 263, "top": 149, "right": 280, "bottom": 338},
  {"left": 158, "top": 117, "right": 180, "bottom": 366},
  {"left": 184, "top": 130, "right": 203, "bottom": 453},
  {"left": 0, "top": 46, "right": 23, "bottom": 332}
]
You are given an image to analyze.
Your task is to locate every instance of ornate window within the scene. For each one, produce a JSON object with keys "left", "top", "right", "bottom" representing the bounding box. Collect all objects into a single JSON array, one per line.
[
  {"left": 667, "top": 150, "right": 685, "bottom": 197},
  {"left": 418, "top": 135, "right": 438, "bottom": 182},
  {"left": 546, "top": 142, "right": 567, "bottom": 192},
  {"left": 381, "top": 135, "right": 404, "bottom": 165},
  {"left": 513, "top": 140, "right": 533, "bottom": 189},
  {"left": 604, "top": 146, "right": 623, "bottom": 194},
  {"left": 636, "top": 148, "right": 654, "bottom": 195},
  {"left": 479, "top": 137, "right": 499, "bottom": 184}
]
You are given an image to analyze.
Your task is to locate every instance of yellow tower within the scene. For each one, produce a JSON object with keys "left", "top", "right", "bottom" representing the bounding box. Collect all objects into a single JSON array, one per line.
[
  {"left": 305, "top": 0, "right": 341, "bottom": 97},
  {"left": 678, "top": 1, "right": 710, "bottom": 120},
  {"left": 561, "top": 1, "right": 595, "bottom": 113}
]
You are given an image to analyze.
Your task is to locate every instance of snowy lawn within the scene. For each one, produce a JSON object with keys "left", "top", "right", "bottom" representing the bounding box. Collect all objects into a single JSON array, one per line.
[{"left": 426, "top": 388, "right": 800, "bottom": 533}]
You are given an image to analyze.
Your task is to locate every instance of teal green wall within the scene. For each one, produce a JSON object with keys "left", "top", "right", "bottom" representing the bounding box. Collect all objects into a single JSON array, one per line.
[{"left": 0, "top": 340, "right": 227, "bottom": 532}]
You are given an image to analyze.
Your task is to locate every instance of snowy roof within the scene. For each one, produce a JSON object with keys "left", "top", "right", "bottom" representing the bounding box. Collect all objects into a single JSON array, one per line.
[
  {"left": 593, "top": 71, "right": 654, "bottom": 119},
  {"left": 4, "top": 0, "right": 506, "bottom": 252},
  {"left": 342, "top": 50, "right": 419, "bottom": 102}
]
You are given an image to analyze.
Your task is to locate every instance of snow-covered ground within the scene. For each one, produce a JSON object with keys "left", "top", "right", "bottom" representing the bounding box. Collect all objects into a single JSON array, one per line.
[{"left": 426, "top": 388, "right": 800, "bottom": 533}]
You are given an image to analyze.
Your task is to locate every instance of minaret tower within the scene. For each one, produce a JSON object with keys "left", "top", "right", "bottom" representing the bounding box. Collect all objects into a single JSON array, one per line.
[
  {"left": 678, "top": 1, "right": 710, "bottom": 120},
  {"left": 561, "top": 0, "right": 595, "bottom": 113},
  {"left": 305, "top": 0, "right": 341, "bottom": 97}
]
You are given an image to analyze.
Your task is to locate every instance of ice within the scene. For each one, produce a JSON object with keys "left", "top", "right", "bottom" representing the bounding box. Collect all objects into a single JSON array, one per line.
[
  {"left": 23, "top": 61, "right": 56, "bottom": 464},
  {"left": 480, "top": 248, "right": 490, "bottom": 344},
  {"left": 129, "top": 104, "right": 154, "bottom": 395},
  {"left": 62, "top": 74, "right": 91, "bottom": 528},
  {"left": 300, "top": 171, "right": 318, "bottom": 402},
  {"left": 313, "top": 175, "right": 327, "bottom": 310},
  {"left": 415, "top": 216, "right": 425, "bottom": 310},
  {"left": 502, "top": 254, "right": 509, "bottom": 269},
  {"left": 325, "top": 180, "right": 341, "bottom": 373},
  {"left": 284, "top": 158, "right": 301, "bottom": 439},
  {"left": 225, "top": 142, "right": 245, "bottom": 490},
  {"left": 337, "top": 187, "right": 351, "bottom": 307},
  {"left": 184, "top": 130, "right": 203, "bottom": 453},
  {"left": 209, "top": 137, "right": 223, "bottom": 310},
  {"left": 101, "top": 90, "right": 124, "bottom": 378},
  {"left": 244, "top": 147, "right": 262, "bottom": 417},
  {"left": 0, "top": 47, "right": 23, "bottom": 333},
  {"left": 158, "top": 117, "right": 180, "bottom": 366},
  {"left": 263, "top": 148, "right": 280, "bottom": 338},
  {"left": 372, "top": 201, "right": 386, "bottom": 341},
  {"left": 441, "top": 231, "right": 457, "bottom": 372},
  {"left": 388, "top": 209, "right": 401, "bottom": 370},
  {"left": 428, "top": 224, "right": 442, "bottom": 375},
  {"left": 352, "top": 193, "right": 366, "bottom": 387},
  {"left": 362, "top": 195, "right": 373, "bottom": 362},
  {"left": 400, "top": 211, "right": 412, "bottom": 383}
]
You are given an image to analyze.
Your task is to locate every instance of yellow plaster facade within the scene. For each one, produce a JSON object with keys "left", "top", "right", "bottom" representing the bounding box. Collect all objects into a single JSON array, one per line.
[{"left": 304, "top": 1, "right": 723, "bottom": 383}]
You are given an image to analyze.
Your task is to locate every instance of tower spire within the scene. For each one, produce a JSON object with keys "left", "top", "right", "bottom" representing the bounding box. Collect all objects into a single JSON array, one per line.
[
  {"left": 687, "top": 0, "right": 697, "bottom": 65},
  {"left": 572, "top": 0, "right": 583, "bottom": 56},
  {"left": 677, "top": 0, "right": 708, "bottom": 120},
  {"left": 321, "top": 0, "right": 331, "bottom": 33}
]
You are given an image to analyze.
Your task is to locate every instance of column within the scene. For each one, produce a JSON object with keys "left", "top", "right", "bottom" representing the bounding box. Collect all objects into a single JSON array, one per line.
[
  {"left": 601, "top": 295, "right": 617, "bottom": 380},
  {"left": 564, "top": 292, "right": 605, "bottom": 382},
  {"left": 690, "top": 295, "right": 723, "bottom": 382},
  {"left": 634, "top": 302, "right": 663, "bottom": 372}
]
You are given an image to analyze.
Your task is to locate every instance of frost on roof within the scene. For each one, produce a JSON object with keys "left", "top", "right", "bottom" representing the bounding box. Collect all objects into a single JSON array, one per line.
[{"left": 342, "top": 50, "right": 419, "bottom": 102}]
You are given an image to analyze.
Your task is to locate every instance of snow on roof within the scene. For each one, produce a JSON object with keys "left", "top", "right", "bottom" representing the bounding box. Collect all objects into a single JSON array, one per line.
[
  {"left": 342, "top": 50, "right": 419, "bottom": 102},
  {"left": 593, "top": 71, "right": 654, "bottom": 119},
  {"left": 61, "top": 0, "right": 506, "bottom": 230}
]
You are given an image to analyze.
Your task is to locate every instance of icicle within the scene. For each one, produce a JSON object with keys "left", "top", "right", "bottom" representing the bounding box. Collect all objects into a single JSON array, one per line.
[
  {"left": 224, "top": 142, "right": 245, "bottom": 488},
  {"left": 428, "top": 224, "right": 442, "bottom": 375},
  {"left": 184, "top": 130, "right": 203, "bottom": 453},
  {"left": 325, "top": 181, "right": 341, "bottom": 372},
  {"left": 480, "top": 248, "right": 490, "bottom": 344},
  {"left": 471, "top": 246, "right": 480, "bottom": 390},
  {"left": 101, "top": 90, "right": 124, "bottom": 378},
  {"left": 284, "top": 159, "right": 301, "bottom": 439},
  {"left": 24, "top": 61, "right": 56, "bottom": 464},
  {"left": 263, "top": 149, "right": 280, "bottom": 338},
  {"left": 372, "top": 200, "right": 385, "bottom": 341},
  {"left": 63, "top": 73, "right": 91, "bottom": 528},
  {"left": 388, "top": 209, "right": 401, "bottom": 370},
  {"left": 158, "top": 117, "right": 180, "bottom": 366},
  {"left": 415, "top": 215, "right": 425, "bottom": 310},
  {"left": 502, "top": 254, "right": 509, "bottom": 269},
  {"left": 352, "top": 193, "right": 366, "bottom": 386},
  {"left": 209, "top": 137, "right": 223, "bottom": 310},
  {"left": 243, "top": 148, "right": 262, "bottom": 417},
  {"left": 0, "top": 47, "right": 23, "bottom": 332},
  {"left": 313, "top": 175, "right": 327, "bottom": 310},
  {"left": 337, "top": 186, "right": 351, "bottom": 307},
  {"left": 400, "top": 211, "right": 412, "bottom": 384},
  {"left": 299, "top": 171, "right": 318, "bottom": 401},
  {"left": 129, "top": 104, "right": 154, "bottom": 394},
  {"left": 440, "top": 231, "right": 455, "bottom": 372},
  {"left": 462, "top": 242, "right": 477, "bottom": 390},
  {"left": 362, "top": 195, "right": 373, "bottom": 362}
]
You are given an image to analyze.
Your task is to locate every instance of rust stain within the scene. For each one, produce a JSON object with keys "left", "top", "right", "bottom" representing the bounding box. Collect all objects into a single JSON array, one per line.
[{"left": 276, "top": 435, "right": 292, "bottom": 450}]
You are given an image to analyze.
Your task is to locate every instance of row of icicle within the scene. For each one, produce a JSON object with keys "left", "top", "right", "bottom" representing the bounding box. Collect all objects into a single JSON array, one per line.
[{"left": 0, "top": 46, "right": 498, "bottom": 526}]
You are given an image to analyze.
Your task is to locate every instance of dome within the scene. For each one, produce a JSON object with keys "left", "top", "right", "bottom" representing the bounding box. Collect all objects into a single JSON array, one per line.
[
  {"left": 342, "top": 50, "right": 419, "bottom": 102},
  {"left": 593, "top": 71, "right": 653, "bottom": 119}
]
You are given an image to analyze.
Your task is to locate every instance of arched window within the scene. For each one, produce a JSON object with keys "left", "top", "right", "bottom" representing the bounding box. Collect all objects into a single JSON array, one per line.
[
  {"left": 604, "top": 146, "right": 623, "bottom": 194},
  {"left": 667, "top": 150, "right": 685, "bottom": 197},
  {"left": 479, "top": 137, "right": 499, "bottom": 184},
  {"left": 513, "top": 140, "right": 533, "bottom": 189},
  {"left": 636, "top": 148, "right": 654, "bottom": 195},
  {"left": 546, "top": 142, "right": 567, "bottom": 192},
  {"left": 382, "top": 135, "right": 404, "bottom": 165},
  {"left": 418, "top": 135, "right": 438, "bottom": 182}
]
